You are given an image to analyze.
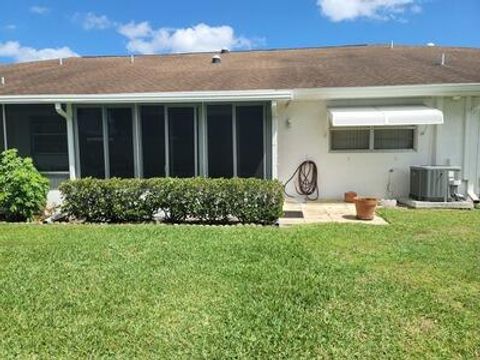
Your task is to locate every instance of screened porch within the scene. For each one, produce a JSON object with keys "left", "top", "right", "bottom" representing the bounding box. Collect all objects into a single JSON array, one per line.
[{"left": 0, "top": 103, "right": 273, "bottom": 188}]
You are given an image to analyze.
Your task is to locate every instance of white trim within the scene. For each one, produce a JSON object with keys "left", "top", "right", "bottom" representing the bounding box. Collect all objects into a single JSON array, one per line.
[
  {"left": 0, "top": 89, "right": 293, "bottom": 104},
  {"left": 295, "top": 83, "right": 480, "bottom": 100},
  {"left": 271, "top": 101, "right": 278, "bottom": 179},
  {"left": 262, "top": 103, "right": 267, "bottom": 179},
  {"left": 73, "top": 108, "right": 81, "bottom": 177},
  {"left": 102, "top": 107, "right": 110, "bottom": 178},
  {"left": 0, "top": 84, "right": 479, "bottom": 104},
  {"left": 54, "top": 103, "right": 76, "bottom": 180},
  {"left": 66, "top": 104, "right": 76, "bottom": 180},
  {"left": 132, "top": 104, "right": 142, "bottom": 178},
  {"left": 199, "top": 103, "right": 207, "bottom": 177},
  {"left": 463, "top": 97, "right": 472, "bottom": 181}
]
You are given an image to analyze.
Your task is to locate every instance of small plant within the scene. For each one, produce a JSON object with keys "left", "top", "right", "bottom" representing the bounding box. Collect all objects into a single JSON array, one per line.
[{"left": 0, "top": 149, "right": 50, "bottom": 222}]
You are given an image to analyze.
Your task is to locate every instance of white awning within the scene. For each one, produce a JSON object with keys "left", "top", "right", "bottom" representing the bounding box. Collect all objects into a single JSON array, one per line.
[{"left": 328, "top": 105, "right": 444, "bottom": 127}]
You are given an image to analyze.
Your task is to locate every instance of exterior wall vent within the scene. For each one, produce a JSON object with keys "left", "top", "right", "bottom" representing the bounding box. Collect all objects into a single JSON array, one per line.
[{"left": 212, "top": 55, "right": 222, "bottom": 64}]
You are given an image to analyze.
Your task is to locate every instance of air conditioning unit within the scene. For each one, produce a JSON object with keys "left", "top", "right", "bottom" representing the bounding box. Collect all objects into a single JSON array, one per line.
[{"left": 410, "top": 165, "right": 461, "bottom": 202}]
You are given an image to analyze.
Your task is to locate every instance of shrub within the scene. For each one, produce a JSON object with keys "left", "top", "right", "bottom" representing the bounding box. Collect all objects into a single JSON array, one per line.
[
  {"left": 0, "top": 149, "right": 50, "bottom": 222},
  {"left": 59, "top": 177, "right": 284, "bottom": 225}
]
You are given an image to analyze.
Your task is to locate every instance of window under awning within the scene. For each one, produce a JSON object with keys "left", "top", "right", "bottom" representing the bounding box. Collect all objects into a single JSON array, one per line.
[{"left": 328, "top": 105, "right": 444, "bottom": 127}]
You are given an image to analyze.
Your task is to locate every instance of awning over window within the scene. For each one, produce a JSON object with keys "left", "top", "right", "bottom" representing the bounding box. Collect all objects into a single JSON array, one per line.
[{"left": 328, "top": 105, "right": 444, "bottom": 127}]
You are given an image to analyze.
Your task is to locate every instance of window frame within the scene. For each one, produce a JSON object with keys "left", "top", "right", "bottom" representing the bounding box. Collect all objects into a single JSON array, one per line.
[
  {"left": 30, "top": 118, "right": 68, "bottom": 156},
  {"left": 73, "top": 102, "right": 271, "bottom": 180},
  {"left": 165, "top": 104, "right": 199, "bottom": 178},
  {"left": 329, "top": 125, "right": 417, "bottom": 153},
  {"left": 204, "top": 102, "right": 268, "bottom": 179},
  {"left": 74, "top": 104, "right": 136, "bottom": 179}
]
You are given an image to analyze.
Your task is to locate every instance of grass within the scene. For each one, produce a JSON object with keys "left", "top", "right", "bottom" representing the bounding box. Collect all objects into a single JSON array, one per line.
[{"left": 0, "top": 209, "right": 479, "bottom": 358}]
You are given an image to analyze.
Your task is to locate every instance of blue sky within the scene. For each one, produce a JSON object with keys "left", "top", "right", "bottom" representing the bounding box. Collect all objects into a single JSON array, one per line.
[{"left": 0, "top": 0, "right": 478, "bottom": 63}]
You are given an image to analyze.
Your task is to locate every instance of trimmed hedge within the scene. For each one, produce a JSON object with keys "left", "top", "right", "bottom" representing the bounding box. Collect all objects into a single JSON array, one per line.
[{"left": 59, "top": 177, "right": 284, "bottom": 225}]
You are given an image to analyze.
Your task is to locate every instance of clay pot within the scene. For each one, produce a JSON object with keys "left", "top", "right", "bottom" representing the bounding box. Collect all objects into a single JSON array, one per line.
[
  {"left": 344, "top": 191, "right": 358, "bottom": 203},
  {"left": 354, "top": 197, "right": 378, "bottom": 220}
]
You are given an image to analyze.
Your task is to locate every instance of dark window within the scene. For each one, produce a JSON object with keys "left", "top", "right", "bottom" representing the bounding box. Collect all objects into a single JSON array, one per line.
[
  {"left": 207, "top": 105, "right": 233, "bottom": 178},
  {"left": 32, "top": 120, "right": 68, "bottom": 154},
  {"left": 77, "top": 108, "right": 105, "bottom": 178},
  {"left": 331, "top": 129, "right": 370, "bottom": 150},
  {"left": 168, "top": 107, "right": 195, "bottom": 178},
  {"left": 107, "top": 108, "right": 134, "bottom": 178},
  {"left": 141, "top": 106, "right": 165, "bottom": 178},
  {"left": 330, "top": 127, "right": 415, "bottom": 151},
  {"left": 236, "top": 105, "right": 264, "bottom": 178},
  {"left": 374, "top": 128, "right": 415, "bottom": 150},
  {"left": 5, "top": 104, "right": 68, "bottom": 171}
]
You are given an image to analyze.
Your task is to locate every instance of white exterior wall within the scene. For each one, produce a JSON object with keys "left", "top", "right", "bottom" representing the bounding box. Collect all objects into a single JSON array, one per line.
[{"left": 277, "top": 96, "right": 480, "bottom": 200}]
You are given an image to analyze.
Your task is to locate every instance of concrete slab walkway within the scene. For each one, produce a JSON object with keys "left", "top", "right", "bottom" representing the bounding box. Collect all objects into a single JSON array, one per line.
[{"left": 279, "top": 199, "right": 388, "bottom": 226}]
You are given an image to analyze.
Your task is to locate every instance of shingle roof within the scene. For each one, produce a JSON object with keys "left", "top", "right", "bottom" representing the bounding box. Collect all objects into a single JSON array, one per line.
[{"left": 0, "top": 45, "right": 479, "bottom": 95}]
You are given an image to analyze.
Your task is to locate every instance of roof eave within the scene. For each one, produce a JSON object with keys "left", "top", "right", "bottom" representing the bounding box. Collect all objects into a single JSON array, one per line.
[
  {"left": 0, "top": 89, "right": 293, "bottom": 104},
  {"left": 294, "top": 83, "right": 480, "bottom": 100},
  {"left": 0, "top": 83, "right": 479, "bottom": 104}
]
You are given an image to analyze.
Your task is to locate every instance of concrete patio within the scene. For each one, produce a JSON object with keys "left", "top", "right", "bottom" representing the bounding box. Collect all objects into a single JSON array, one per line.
[{"left": 279, "top": 199, "right": 388, "bottom": 226}]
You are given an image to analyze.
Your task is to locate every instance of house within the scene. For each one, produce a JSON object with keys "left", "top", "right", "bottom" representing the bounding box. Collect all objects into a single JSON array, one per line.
[{"left": 0, "top": 45, "right": 479, "bottom": 203}]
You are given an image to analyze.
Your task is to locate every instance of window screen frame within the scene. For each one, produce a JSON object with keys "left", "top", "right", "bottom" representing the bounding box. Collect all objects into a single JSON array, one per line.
[
  {"left": 204, "top": 102, "right": 268, "bottom": 179},
  {"left": 139, "top": 105, "right": 166, "bottom": 178},
  {"left": 4, "top": 104, "right": 69, "bottom": 172},
  {"left": 166, "top": 105, "right": 199, "bottom": 178},
  {"left": 73, "top": 102, "right": 270, "bottom": 180},
  {"left": 329, "top": 126, "right": 417, "bottom": 153},
  {"left": 74, "top": 104, "right": 136, "bottom": 178}
]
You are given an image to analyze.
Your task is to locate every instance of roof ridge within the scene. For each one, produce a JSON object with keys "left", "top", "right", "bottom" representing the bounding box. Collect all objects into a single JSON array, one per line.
[
  {"left": 1, "top": 44, "right": 479, "bottom": 65},
  {"left": 72, "top": 44, "right": 480, "bottom": 60}
]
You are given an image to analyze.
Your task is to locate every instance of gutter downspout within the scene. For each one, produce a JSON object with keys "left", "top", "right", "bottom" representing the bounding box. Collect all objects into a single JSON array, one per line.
[{"left": 55, "top": 103, "right": 76, "bottom": 180}]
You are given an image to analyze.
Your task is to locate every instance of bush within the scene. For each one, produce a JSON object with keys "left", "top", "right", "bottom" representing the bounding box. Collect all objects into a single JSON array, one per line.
[
  {"left": 0, "top": 149, "right": 50, "bottom": 222},
  {"left": 59, "top": 177, "right": 284, "bottom": 225}
]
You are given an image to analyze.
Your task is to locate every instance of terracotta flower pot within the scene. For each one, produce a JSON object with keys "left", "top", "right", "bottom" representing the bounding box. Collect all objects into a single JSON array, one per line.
[
  {"left": 344, "top": 191, "right": 358, "bottom": 203},
  {"left": 354, "top": 197, "right": 378, "bottom": 220}
]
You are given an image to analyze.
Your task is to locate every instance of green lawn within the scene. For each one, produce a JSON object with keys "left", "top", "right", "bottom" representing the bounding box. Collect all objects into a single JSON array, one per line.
[{"left": 0, "top": 209, "right": 479, "bottom": 358}]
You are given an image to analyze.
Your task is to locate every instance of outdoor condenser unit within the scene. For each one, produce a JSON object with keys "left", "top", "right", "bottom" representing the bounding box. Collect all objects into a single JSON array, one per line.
[{"left": 409, "top": 165, "right": 462, "bottom": 202}]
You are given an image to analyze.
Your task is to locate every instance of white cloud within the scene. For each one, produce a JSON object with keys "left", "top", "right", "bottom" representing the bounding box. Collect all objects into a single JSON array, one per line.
[
  {"left": 81, "top": 12, "right": 114, "bottom": 30},
  {"left": 118, "top": 21, "right": 152, "bottom": 39},
  {"left": 30, "top": 6, "right": 50, "bottom": 15},
  {"left": 317, "top": 0, "right": 422, "bottom": 22},
  {"left": 119, "top": 22, "right": 256, "bottom": 54},
  {"left": 4, "top": 24, "right": 17, "bottom": 31},
  {"left": 0, "top": 41, "right": 79, "bottom": 63}
]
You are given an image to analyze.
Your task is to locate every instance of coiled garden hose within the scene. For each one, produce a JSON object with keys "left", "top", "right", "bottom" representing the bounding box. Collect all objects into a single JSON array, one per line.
[{"left": 283, "top": 160, "right": 319, "bottom": 201}]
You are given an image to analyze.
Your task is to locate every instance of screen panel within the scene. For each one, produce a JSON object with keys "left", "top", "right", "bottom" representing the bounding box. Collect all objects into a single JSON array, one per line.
[
  {"left": 168, "top": 107, "right": 196, "bottom": 178},
  {"left": 77, "top": 107, "right": 105, "bottom": 178},
  {"left": 141, "top": 106, "right": 166, "bottom": 178},
  {"left": 207, "top": 105, "right": 234, "bottom": 178},
  {"left": 107, "top": 107, "right": 134, "bottom": 178},
  {"left": 331, "top": 129, "right": 370, "bottom": 150},
  {"left": 374, "top": 128, "right": 415, "bottom": 150},
  {"left": 236, "top": 105, "right": 264, "bottom": 178}
]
